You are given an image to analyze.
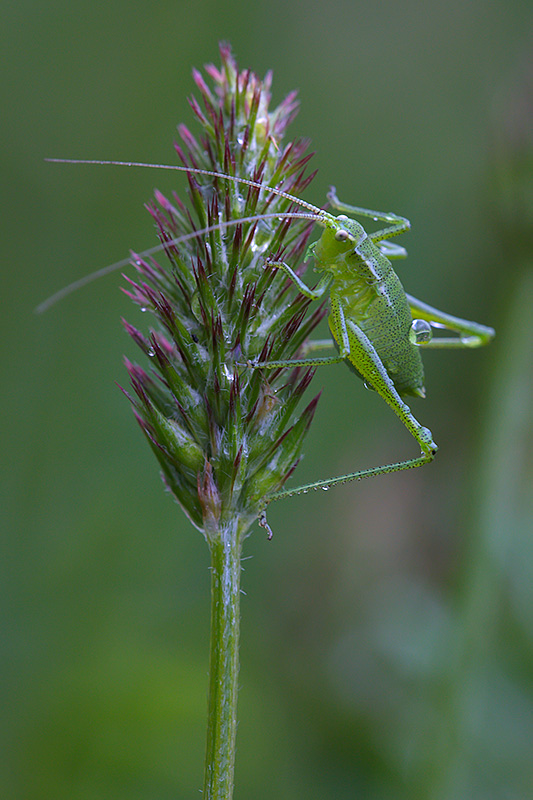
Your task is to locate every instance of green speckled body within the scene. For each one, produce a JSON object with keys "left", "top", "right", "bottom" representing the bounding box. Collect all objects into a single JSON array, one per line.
[{"left": 313, "top": 220, "right": 425, "bottom": 397}]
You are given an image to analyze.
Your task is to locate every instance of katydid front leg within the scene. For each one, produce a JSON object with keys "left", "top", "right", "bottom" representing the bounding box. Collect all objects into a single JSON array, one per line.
[
  {"left": 265, "top": 259, "right": 332, "bottom": 301},
  {"left": 327, "top": 187, "right": 411, "bottom": 242}
]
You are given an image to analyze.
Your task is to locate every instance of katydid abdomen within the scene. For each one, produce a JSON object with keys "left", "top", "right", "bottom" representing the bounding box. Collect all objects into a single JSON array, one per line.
[{"left": 318, "top": 230, "right": 427, "bottom": 399}]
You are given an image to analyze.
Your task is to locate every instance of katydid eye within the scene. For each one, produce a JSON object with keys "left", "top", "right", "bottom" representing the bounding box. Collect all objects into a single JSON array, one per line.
[{"left": 335, "top": 229, "right": 350, "bottom": 242}]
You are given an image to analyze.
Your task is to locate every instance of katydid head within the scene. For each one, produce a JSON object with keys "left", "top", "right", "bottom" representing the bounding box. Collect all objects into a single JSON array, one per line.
[
  {"left": 305, "top": 217, "right": 359, "bottom": 274},
  {"left": 315, "top": 214, "right": 367, "bottom": 261},
  {"left": 336, "top": 215, "right": 366, "bottom": 242}
]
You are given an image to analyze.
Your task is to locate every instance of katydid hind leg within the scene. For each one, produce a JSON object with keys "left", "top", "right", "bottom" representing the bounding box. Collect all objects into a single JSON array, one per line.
[
  {"left": 263, "top": 308, "right": 438, "bottom": 504},
  {"left": 337, "top": 308, "right": 437, "bottom": 456},
  {"left": 407, "top": 293, "right": 495, "bottom": 348}
]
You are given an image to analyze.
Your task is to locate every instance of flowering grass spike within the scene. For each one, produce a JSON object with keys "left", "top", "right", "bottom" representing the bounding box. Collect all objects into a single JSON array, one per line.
[{"left": 122, "top": 44, "right": 323, "bottom": 541}]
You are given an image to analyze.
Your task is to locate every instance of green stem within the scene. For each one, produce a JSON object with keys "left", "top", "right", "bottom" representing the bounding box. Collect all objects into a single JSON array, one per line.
[{"left": 203, "top": 519, "right": 244, "bottom": 800}]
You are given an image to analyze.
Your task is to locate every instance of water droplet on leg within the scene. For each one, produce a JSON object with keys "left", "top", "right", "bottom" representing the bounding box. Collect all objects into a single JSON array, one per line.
[{"left": 409, "top": 319, "right": 433, "bottom": 345}]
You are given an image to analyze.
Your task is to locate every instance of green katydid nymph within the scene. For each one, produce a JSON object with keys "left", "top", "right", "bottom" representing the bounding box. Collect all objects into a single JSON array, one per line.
[{"left": 42, "top": 159, "right": 495, "bottom": 532}]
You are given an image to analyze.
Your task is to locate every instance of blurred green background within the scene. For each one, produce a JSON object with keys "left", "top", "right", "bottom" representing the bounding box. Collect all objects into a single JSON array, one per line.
[{"left": 3, "top": 1, "right": 533, "bottom": 798}]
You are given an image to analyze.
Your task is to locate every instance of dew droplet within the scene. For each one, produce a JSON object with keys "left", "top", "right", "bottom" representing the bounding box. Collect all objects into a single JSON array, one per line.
[
  {"left": 147, "top": 347, "right": 155, "bottom": 357},
  {"left": 250, "top": 239, "right": 268, "bottom": 254},
  {"left": 409, "top": 318, "right": 433, "bottom": 345},
  {"left": 140, "top": 306, "right": 147, "bottom": 313},
  {"left": 321, "top": 486, "right": 329, "bottom": 491}
]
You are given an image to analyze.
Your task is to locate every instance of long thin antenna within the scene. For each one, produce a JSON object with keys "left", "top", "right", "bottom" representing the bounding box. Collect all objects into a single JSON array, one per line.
[
  {"left": 45, "top": 158, "right": 327, "bottom": 217},
  {"left": 35, "top": 211, "right": 320, "bottom": 313}
]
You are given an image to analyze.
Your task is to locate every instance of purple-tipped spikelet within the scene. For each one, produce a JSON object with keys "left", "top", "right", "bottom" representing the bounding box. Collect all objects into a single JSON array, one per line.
[{"left": 124, "top": 43, "right": 325, "bottom": 538}]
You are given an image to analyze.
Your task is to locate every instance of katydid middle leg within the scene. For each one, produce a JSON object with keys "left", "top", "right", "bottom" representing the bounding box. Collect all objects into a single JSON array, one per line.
[{"left": 252, "top": 266, "right": 345, "bottom": 369}]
